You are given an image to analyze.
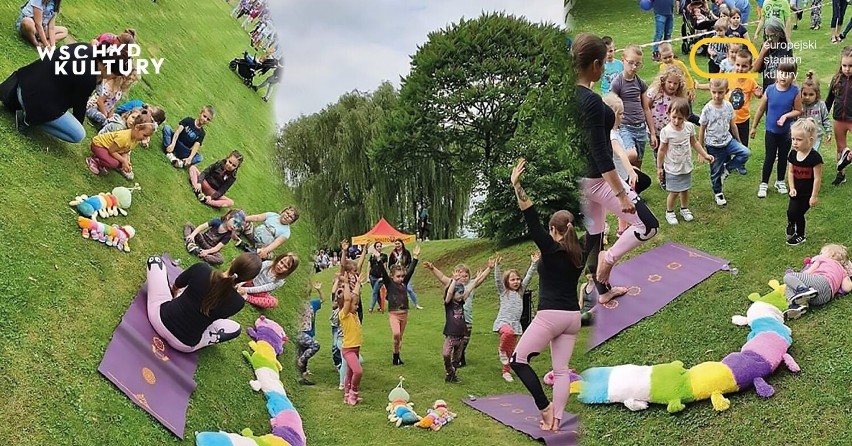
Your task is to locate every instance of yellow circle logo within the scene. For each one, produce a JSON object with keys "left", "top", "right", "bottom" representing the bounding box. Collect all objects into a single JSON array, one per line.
[{"left": 142, "top": 367, "right": 156, "bottom": 385}]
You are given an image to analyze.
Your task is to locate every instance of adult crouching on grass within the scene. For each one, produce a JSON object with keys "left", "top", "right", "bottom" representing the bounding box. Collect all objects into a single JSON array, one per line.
[{"left": 0, "top": 43, "right": 129, "bottom": 143}]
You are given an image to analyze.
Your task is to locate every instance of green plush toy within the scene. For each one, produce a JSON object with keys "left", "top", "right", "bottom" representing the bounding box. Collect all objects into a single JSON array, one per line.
[{"left": 747, "top": 280, "right": 787, "bottom": 311}]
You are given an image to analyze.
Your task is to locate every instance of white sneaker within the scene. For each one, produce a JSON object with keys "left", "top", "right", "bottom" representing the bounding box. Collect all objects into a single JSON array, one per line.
[
  {"left": 715, "top": 193, "right": 727, "bottom": 206},
  {"left": 757, "top": 182, "right": 768, "bottom": 198},
  {"left": 680, "top": 208, "right": 694, "bottom": 222},
  {"left": 775, "top": 181, "right": 788, "bottom": 194},
  {"left": 665, "top": 211, "right": 678, "bottom": 225},
  {"left": 502, "top": 372, "right": 514, "bottom": 382}
]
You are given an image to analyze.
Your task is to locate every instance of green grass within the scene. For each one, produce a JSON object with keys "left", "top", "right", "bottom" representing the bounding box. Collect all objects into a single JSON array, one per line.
[
  {"left": 0, "top": 1, "right": 312, "bottom": 445},
  {"left": 570, "top": 1, "right": 852, "bottom": 445},
  {"left": 302, "top": 239, "right": 595, "bottom": 445}
]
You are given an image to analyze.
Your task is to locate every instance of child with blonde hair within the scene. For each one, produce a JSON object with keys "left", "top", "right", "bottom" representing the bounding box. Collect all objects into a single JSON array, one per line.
[
  {"left": 423, "top": 261, "right": 476, "bottom": 367},
  {"left": 799, "top": 71, "right": 832, "bottom": 151},
  {"left": 658, "top": 97, "right": 714, "bottom": 224},
  {"left": 339, "top": 270, "right": 364, "bottom": 405},
  {"left": 783, "top": 243, "right": 852, "bottom": 319},
  {"left": 86, "top": 108, "right": 156, "bottom": 179},
  {"left": 707, "top": 19, "right": 730, "bottom": 74},
  {"left": 85, "top": 71, "right": 139, "bottom": 130},
  {"left": 785, "top": 118, "right": 823, "bottom": 246},
  {"left": 612, "top": 44, "right": 657, "bottom": 168},
  {"left": 440, "top": 260, "right": 491, "bottom": 383},
  {"left": 719, "top": 43, "right": 741, "bottom": 73},
  {"left": 492, "top": 252, "right": 538, "bottom": 382}
]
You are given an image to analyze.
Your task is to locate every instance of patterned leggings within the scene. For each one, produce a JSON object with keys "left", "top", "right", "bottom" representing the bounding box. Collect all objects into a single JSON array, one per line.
[
  {"left": 784, "top": 272, "right": 834, "bottom": 306},
  {"left": 812, "top": 0, "right": 823, "bottom": 27},
  {"left": 442, "top": 335, "right": 464, "bottom": 375},
  {"left": 296, "top": 332, "right": 320, "bottom": 373}
]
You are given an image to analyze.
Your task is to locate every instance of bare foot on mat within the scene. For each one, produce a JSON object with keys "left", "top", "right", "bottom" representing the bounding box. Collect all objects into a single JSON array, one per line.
[
  {"left": 539, "top": 403, "right": 554, "bottom": 431},
  {"left": 550, "top": 417, "right": 561, "bottom": 432},
  {"left": 598, "top": 286, "right": 628, "bottom": 304}
]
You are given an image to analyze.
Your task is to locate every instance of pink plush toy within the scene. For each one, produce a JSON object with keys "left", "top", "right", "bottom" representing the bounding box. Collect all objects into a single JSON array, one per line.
[
  {"left": 247, "top": 315, "right": 289, "bottom": 355},
  {"left": 76, "top": 216, "right": 136, "bottom": 252}
]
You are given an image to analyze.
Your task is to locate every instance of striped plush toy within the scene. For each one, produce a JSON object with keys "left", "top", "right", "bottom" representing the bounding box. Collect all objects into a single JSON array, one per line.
[
  {"left": 569, "top": 298, "right": 800, "bottom": 413},
  {"left": 195, "top": 316, "right": 305, "bottom": 446}
]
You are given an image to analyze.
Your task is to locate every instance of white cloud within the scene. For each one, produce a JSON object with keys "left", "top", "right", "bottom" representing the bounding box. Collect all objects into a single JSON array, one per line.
[{"left": 268, "top": 0, "right": 564, "bottom": 124}]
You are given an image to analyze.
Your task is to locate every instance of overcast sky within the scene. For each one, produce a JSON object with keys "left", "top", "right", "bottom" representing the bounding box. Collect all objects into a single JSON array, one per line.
[{"left": 268, "top": 0, "right": 565, "bottom": 125}]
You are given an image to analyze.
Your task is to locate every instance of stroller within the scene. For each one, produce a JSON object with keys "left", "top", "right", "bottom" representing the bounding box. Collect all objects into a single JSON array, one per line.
[
  {"left": 228, "top": 51, "right": 279, "bottom": 87},
  {"left": 680, "top": 0, "right": 718, "bottom": 55}
]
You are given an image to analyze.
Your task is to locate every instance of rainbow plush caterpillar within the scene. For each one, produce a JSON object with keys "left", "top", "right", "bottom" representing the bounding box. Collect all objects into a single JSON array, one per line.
[
  {"left": 69, "top": 184, "right": 141, "bottom": 220},
  {"left": 195, "top": 316, "right": 305, "bottom": 446},
  {"left": 76, "top": 216, "right": 136, "bottom": 252},
  {"left": 569, "top": 299, "right": 800, "bottom": 413}
]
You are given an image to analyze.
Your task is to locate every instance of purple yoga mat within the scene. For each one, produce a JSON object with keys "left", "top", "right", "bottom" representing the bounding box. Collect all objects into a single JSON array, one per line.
[
  {"left": 588, "top": 242, "right": 729, "bottom": 350},
  {"left": 463, "top": 394, "right": 578, "bottom": 446},
  {"left": 97, "top": 254, "right": 199, "bottom": 438}
]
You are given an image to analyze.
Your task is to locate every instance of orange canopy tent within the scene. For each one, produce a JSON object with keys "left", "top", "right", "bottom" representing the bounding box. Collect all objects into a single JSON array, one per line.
[{"left": 351, "top": 218, "right": 415, "bottom": 245}]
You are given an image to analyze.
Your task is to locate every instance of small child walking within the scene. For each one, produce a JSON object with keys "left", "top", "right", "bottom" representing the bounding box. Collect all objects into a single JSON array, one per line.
[
  {"left": 751, "top": 58, "right": 802, "bottom": 198},
  {"left": 784, "top": 243, "right": 852, "bottom": 319},
  {"left": 699, "top": 79, "right": 750, "bottom": 206},
  {"left": 785, "top": 118, "right": 824, "bottom": 246},
  {"left": 658, "top": 97, "right": 714, "bottom": 224},
  {"left": 799, "top": 71, "right": 832, "bottom": 151},
  {"left": 295, "top": 282, "right": 323, "bottom": 385},
  {"left": 339, "top": 270, "right": 364, "bottom": 405},
  {"left": 493, "top": 252, "right": 538, "bottom": 382},
  {"left": 441, "top": 263, "right": 490, "bottom": 383}
]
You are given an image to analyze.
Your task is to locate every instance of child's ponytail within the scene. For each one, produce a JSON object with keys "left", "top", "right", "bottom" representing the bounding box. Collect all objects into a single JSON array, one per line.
[
  {"left": 203, "top": 253, "right": 262, "bottom": 316},
  {"left": 802, "top": 70, "right": 821, "bottom": 100}
]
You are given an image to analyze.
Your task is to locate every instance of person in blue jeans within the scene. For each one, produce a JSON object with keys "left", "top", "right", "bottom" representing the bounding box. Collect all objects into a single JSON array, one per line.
[
  {"left": 652, "top": 0, "right": 676, "bottom": 61},
  {"left": 367, "top": 241, "right": 388, "bottom": 313},
  {"left": 162, "top": 105, "right": 214, "bottom": 168}
]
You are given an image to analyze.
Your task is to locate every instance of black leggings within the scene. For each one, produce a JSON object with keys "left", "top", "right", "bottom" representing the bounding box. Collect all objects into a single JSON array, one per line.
[
  {"left": 787, "top": 198, "right": 811, "bottom": 237},
  {"left": 834, "top": 0, "right": 849, "bottom": 28},
  {"left": 634, "top": 168, "right": 652, "bottom": 194},
  {"left": 763, "top": 131, "right": 791, "bottom": 183}
]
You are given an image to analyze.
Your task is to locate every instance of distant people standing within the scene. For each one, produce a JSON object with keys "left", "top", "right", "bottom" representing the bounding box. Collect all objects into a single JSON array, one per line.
[{"left": 418, "top": 206, "right": 430, "bottom": 241}]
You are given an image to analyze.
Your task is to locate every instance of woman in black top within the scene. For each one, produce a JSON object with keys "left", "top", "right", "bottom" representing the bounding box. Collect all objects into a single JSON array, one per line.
[
  {"left": 367, "top": 241, "right": 388, "bottom": 313},
  {"left": 145, "top": 253, "right": 261, "bottom": 353},
  {"left": 1, "top": 43, "right": 126, "bottom": 143},
  {"left": 389, "top": 238, "right": 423, "bottom": 309},
  {"left": 574, "top": 33, "right": 659, "bottom": 304},
  {"left": 507, "top": 158, "right": 583, "bottom": 432}
]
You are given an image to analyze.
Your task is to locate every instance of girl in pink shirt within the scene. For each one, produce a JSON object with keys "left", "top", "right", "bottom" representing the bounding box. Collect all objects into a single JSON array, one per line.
[{"left": 784, "top": 243, "right": 852, "bottom": 319}]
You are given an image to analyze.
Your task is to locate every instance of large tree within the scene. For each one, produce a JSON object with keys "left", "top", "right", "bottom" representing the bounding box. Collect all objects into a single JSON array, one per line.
[{"left": 373, "top": 12, "right": 581, "bottom": 241}]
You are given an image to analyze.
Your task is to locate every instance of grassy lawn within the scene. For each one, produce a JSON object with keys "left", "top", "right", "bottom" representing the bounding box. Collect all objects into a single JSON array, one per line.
[
  {"left": 303, "top": 238, "right": 595, "bottom": 445},
  {"left": 570, "top": 1, "right": 852, "bottom": 445},
  {"left": 0, "top": 1, "right": 312, "bottom": 445}
]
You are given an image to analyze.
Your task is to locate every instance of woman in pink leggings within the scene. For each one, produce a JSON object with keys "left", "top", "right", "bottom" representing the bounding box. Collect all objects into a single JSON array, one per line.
[
  {"left": 145, "top": 253, "right": 261, "bottom": 353},
  {"left": 574, "top": 33, "right": 659, "bottom": 303},
  {"left": 508, "top": 158, "right": 583, "bottom": 432}
]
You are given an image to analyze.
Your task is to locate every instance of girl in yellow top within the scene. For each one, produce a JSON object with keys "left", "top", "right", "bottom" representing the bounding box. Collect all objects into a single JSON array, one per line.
[
  {"left": 339, "top": 270, "right": 363, "bottom": 406},
  {"left": 86, "top": 107, "right": 156, "bottom": 179}
]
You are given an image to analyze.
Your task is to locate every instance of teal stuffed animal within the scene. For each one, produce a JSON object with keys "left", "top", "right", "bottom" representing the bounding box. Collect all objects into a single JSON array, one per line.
[
  {"left": 387, "top": 376, "right": 421, "bottom": 427},
  {"left": 70, "top": 184, "right": 141, "bottom": 220}
]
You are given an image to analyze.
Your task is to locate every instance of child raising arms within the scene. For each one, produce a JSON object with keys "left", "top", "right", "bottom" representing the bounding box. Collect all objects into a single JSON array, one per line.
[
  {"left": 785, "top": 118, "right": 824, "bottom": 246},
  {"left": 783, "top": 243, "right": 852, "bottom": 319},
  {"left": 339, "top": 270, "right": 364, "bottom": 405},
  {"left": 441, "top": 261, "right": 491, "bottom": 383},
  {"left": 493, "top": 252, "right": 539, "bottom": 382},
  {"left": 658, "top": 98, "right": 714, "bottom": 224}
]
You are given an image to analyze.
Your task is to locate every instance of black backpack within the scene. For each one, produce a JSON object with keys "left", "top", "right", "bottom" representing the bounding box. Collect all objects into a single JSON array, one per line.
[{"left": 521, "top": 289, "right": 534, "bottom": 331}]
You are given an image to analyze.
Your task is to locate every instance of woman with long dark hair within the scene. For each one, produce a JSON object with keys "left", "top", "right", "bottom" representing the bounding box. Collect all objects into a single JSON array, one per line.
[
  {"left": 508, "top": 158, "right": 583, "bottom": 432},
  {"left": 574, "top": 33, "right": 659, "bottom": 304},
  {"left": 145, "top": 253, "right": 262, "bottom": 352}
]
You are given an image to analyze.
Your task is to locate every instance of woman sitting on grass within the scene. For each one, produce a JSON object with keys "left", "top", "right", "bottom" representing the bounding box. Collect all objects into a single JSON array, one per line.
[
  {"left": 145, "top": 253, "right": 261, "bottom": 353},
  {"left": 189, "top": 150, "right": 243, "bottom": 208}
]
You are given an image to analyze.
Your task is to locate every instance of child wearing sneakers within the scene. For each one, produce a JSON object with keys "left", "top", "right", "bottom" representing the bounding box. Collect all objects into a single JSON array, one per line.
[
  {"left": 86, "top": 110, "right": 156, "bottom": 180},
  {"left": 492, "top": 252, "right": 538, "bottom": 382},
  {"left": 700, "top": 79, "right": 751, "bottom": 206},
  {"left": 785, "top": 119, "right": 823, "bottom": 246},
  {"left": 295, "top": 282, "right": 323, "bottom": 385},
  {"left": 611, "top": 44, "right": 657, "bottom": 169},
  {"left": 441, "top": 263, "right": 490, "bottom": 383},
  {"left": 658, "top": 97, "right": 714, "bottom": 224},
  {"left": 783, "top": 243, "right": 852, "bottom": 319},
  {"left": 162, "top": 105, "right": 214, "bottom": 168},
  {"left": 751, "top": 58, "right": 802, "bottom": 198},
  {"left": 826, "top": 47, "right": 852, "bottom": 185},
  {"left": 728, "top": 49, "right": 764, "bottom": 150}
]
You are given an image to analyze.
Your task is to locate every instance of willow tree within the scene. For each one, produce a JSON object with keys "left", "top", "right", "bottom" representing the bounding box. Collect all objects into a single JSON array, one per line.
[{"left": 373, "top": 12, "right": 581, "bottom": 241}]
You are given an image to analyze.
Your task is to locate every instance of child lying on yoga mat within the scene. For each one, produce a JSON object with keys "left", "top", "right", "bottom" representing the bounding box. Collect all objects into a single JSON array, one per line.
[{"left": 784, "top": 243, "right": 852, "bottom": 319}]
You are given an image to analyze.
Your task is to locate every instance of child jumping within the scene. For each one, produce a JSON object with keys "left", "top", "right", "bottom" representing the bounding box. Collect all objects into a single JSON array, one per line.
[
  {"left": 784, "top": 243, "right": 852, "bottom": 319},
  {"left": 700, "top": 79, "right": 751, "bottom": 206},
  {"left": 339, "top": 270, "right": 364, "bottom": 405},
  {"left": 441, "top": 262, "right": 490, "bottom": 383},
  {"left": 240, "top": 252, "right": 299, "bottom": 308},
  {"left": 751, "top": 58, "right": 802, "bottom": 198},
  {"left": 295, "top": 282, "right": 323, "bottom": 386},
  {"left": 658, "top": 97, "right": 714, "bottom": 224},
  {"left": 786, "top": 119, "right": 824, "bottom": 246},
  {"left": 493, "top": 252, "right": 538, "bottom": 382},
  {"left": 86, "top": 108, "right": 156, "bottom": 180}
]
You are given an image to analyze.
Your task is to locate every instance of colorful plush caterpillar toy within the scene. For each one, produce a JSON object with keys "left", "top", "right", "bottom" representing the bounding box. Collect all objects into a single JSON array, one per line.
[
  {"left": 69, "top": 184, "right": 141, "bottom": 220},
  {"left": 564, "top": 291, "right": 800, "bottom": 413},
  {"left": 195, "top": 316, "right": 306, "bottom": 446},
  {"left": 76, "top": 216, "right": 136, "bottom": 252}
]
